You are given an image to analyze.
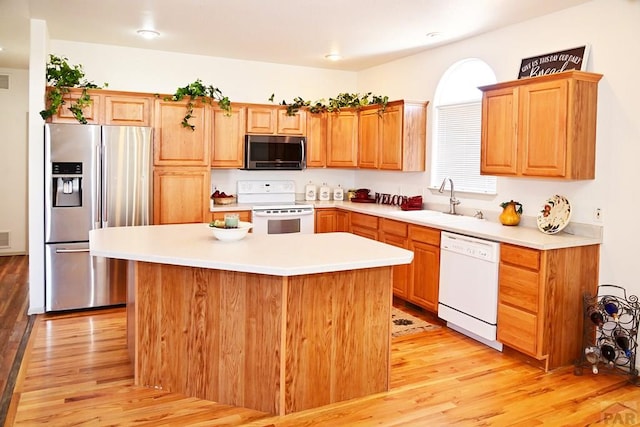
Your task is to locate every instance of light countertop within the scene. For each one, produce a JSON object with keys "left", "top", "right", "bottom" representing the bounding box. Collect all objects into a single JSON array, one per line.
[
  {"left": 90, "top": 224, "right": 413, "bottom": 276},
  {"left": 211, "top": 200, "right": 602, "bottom": 250}
]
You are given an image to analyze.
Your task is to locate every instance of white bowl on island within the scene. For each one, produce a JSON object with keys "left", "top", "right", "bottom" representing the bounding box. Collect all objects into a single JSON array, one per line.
[{"left": 209, "top": 221, "right": 253, "bottom": 242}]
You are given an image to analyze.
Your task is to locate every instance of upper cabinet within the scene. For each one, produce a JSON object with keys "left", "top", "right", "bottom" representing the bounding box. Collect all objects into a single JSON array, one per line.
[
  {"left": 326, "top": 109, "right": 358, "bottom": 168},
  {"left": 47, "top": 88, "right": 102, "bottom": 124},
  {"left": 104, "top": 94, "right": 153, "bottom": 126},
  {"left": 153, "top": 99, "right": 210, "bottom": 166},
  {"left": 246, "top": 106, "right": 306, "bottom": 135},
  {"left": 480, "top": 71, "right": 603, "bottom": 180},
  {"left": 306, "top": 112, "right": 327, "bottom": 167},
  {"left": 211, "top": 106, "right": 246, "bottom": 168},
  {"left": 47, "top": 88, "right": 153, "bottom": 126},
  {"left": 358, "top": 100, "right": 428, "bottom": 171}
]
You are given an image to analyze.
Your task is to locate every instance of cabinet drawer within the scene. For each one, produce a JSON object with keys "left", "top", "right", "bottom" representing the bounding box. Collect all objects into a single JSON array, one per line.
[
  {"left": 350, "top": 213, "right": 378, "bottom": 229},
  {"left": 501, "top": 244, "right": 540, "bottom": 270},
  {"left": 499, "top": 263, "right": 540, "bottom": 313},
  {"left": 497, "top": 303, "right": 538, "bottom": 355},
  {"left": 380, "top": 218, "right": 407, "bottom": 237},
  {"left": 408, "top": 225, "right": 440, "bottom": 246}
]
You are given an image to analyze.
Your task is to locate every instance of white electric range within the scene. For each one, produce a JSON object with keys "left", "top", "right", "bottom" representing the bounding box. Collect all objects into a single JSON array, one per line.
[{"left": 237, "top": 180, "right": 315, "bottom": 235}]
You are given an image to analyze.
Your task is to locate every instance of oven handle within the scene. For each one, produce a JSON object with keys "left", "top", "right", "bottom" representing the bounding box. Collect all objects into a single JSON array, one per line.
[{"left": 252, "top": 210, "right": 314, "bottom": 218}]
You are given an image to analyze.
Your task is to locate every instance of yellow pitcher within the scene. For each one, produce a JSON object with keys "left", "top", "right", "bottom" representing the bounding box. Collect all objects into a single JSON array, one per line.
[{"left": 499, "top": 200, "right": 523, "bottom": 226}]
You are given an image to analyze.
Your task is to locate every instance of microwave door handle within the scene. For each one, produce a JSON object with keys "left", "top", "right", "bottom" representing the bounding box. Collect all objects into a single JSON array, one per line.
[{"left": 301, "top": 140, "right": 305, "bottom": 166}]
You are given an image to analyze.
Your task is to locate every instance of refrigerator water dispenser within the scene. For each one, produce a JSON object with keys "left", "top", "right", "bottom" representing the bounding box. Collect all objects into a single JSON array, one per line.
[{"left": 51, "top": 162, "right": 82, "bottom": 207}]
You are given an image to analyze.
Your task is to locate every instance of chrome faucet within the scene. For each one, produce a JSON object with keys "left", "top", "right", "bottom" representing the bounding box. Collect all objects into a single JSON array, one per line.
[{"left": 438, "top": 177, "right": 460, "bottom": 215}]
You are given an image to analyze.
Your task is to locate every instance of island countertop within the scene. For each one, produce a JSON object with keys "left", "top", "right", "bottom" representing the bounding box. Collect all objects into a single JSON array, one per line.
[{"left": 89, "top": 223, "right": 413, "bottom": 276}]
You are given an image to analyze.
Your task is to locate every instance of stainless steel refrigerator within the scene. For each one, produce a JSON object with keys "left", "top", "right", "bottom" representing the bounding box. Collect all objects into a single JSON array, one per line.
[{"left": 44, "top": 123, "right": 152, "bottom": 311}]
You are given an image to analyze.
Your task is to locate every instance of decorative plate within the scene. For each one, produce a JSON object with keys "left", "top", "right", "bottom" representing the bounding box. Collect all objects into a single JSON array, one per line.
[{"left": 537, "top": 195, "right": 572, "bottom": 234}]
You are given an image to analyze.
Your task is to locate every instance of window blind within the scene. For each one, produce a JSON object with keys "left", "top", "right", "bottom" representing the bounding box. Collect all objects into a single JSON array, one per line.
[{"left": 433, "top": 101, "right": 496, "bottom": 194}]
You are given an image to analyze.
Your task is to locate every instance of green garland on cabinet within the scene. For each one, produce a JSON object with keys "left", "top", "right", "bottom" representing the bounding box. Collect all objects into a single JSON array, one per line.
[
  {"left": 162, "top": 79, "right": 232, "bottom": 131},
  {"left": 270, "top": 92, "right": 389, "bottom": 116},
  {"left": 40, "top": 55, "right": 108, "bottom": 124}
]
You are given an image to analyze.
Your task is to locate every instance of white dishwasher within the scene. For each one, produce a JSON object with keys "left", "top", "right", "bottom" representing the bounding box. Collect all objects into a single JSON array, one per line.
[{"left": 438, "top": 231, "right": 503, "bottom": 351}]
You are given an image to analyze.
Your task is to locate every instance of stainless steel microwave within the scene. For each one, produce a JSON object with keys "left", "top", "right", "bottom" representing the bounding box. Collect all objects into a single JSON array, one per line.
[{"left": 243, "top": 135, "right": 306, "bottom": 170}]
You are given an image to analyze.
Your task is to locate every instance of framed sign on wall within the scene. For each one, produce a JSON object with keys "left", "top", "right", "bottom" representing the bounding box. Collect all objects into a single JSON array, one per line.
[{"left": 518, "top": 45, "right": 590, "bottom": 79}]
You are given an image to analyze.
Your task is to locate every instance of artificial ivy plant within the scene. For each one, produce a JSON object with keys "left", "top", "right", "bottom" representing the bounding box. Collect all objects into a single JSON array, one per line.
[
  {"left": 270, "top": 92, "right": 389, "bottom": 116},
  {"left": 39, "top": 55, "right": 108, "bottom": 124},
  {"left": 163, "top": 79, "right": 231, "bottom": 130}
]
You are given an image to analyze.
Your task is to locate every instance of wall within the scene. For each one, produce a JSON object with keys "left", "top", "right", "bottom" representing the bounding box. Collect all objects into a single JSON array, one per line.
[
  {"left": 357, "top": 0, "right": 640, "bottom": 299},
  {"left": 0, "top": 67, "right": 28, "bottom": 255}
]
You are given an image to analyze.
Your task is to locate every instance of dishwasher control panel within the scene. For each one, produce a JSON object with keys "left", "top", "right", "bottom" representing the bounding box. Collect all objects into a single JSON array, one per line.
[{"left": 440, "top": 231, "right": 499, "bottom": 263}]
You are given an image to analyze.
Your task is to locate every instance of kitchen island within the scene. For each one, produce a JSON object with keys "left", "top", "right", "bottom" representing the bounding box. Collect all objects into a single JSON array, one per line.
[{"left": 89, "top": 223, "right": 413, "bottom": 415}]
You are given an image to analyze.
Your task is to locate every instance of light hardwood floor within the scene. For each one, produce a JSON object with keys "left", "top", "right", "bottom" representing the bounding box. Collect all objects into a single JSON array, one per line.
[{"left": 5, "top": 303, "right": 640, "bottom": 426}]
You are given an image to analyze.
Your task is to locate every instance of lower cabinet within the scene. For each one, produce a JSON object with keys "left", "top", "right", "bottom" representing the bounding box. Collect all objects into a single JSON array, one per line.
[
  {"left": 316, "top": 208, "right": 350, "bottom": 233},
  {"left": 349, "top": 212, "right": 379, "bottom": 240},
  {"left": 153, "top": 167, "right": 210, "bottom": 224},
  {"left": 407, "top": 225, "right": 441, "bottom": 313},
  {"left": 379, "top": 219, "right": 410, "bottom": 299},
  {"left": 315, "top": 208, "right": 337, "bottom": 233},
  {"left": 497, "top": 243, "right": 600, "bottom": 370}
]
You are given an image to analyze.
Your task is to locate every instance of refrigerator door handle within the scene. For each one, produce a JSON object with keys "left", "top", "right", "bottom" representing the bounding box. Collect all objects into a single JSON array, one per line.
[
  {"left": 101, "top": 138, "right": 108, "bottom": 228},
  {"left": 95, "top": 144, "right": 102, "bottom": 230},
  {"left": 56, "top": 248, "right": 91, "bottom": 254}
]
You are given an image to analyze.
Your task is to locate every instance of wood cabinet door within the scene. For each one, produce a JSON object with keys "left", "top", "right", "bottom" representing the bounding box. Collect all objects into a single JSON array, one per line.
[
  {"left": 335, "top": 210, "right": 349, "bottom": 232},
  {"left": 381, "top": 233, "right": 409, "bottom": 298},
  {"left": 358, "top": 108, "right": 379, "bottom": 169},
  {"left": 379, "top": 104, "right": 403, "bottom": 170},
  {"left": 519, "top": 79, "right": 568, "bottom": 177},
  {"left": 306, "top": 112, "right": 327, "bottom": 167},
  {"left": 408, "top": 240, "right": 440, "bottom": 313},
  {"left": 153, "top": 167, "right": 210, "bottom": 224},
  {"left": 315, "top": 209, "right": 336, "bottom": 233},
  {"left": 276, "top": 109, "right": 306, "bottom": 135},
  {"left": 153, "top": 100, "right": 210, "bottom": 166},
  {"left": 211, "top": 107, "right": 245, "bottom": 168},
  {"left": 104, "top": 95, "right": 152, "bottom": 126},
  {"left": 480, "top": 86, "right": 519, "bottom": 176},
  {"left": 50, "top": 90, "right": 101, "bottom": 124},
  {"left": 326, "top": 110, "right": 358, "bottom": 168},
  {"left": 246, "top": 107, "right": 276, "bottom": 134}
]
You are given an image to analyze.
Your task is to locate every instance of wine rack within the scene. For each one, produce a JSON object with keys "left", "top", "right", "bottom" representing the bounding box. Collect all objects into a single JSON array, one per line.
[{"left": 574, "top": 284, "right": 640, "bottom": 383}]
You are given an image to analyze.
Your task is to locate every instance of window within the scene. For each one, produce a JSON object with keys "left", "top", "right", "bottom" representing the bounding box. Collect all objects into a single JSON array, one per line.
[{"left": 431, "top": 59, "right": 497, "bottom": 194}]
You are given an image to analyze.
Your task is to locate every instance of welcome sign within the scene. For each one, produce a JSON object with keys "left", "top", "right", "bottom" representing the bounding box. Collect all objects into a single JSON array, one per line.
[{"left": 518, "top": 45, "right": 590, "bottom": 79}]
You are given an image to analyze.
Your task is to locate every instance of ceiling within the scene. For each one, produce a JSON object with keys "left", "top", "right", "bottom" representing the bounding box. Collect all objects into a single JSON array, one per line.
[{"left": 1, "top": 0, "right": 592, "bottom": 71}]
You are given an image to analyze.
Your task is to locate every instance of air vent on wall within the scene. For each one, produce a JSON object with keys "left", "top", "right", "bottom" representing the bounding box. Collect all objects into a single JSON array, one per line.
[
  {"left": 0, "top": 74, "right": 9, "bottom": 90},
  {"left": 0, "top": 231, "right": 9, "bottom": 248}
]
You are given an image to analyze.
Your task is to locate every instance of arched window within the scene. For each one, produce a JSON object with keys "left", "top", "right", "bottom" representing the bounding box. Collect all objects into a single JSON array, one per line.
[{"left": 431, "top": 58, "right": 497, "bottom": 194}]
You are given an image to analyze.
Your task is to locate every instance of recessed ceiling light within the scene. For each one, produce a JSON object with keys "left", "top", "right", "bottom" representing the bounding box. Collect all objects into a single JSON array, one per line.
[
  {"left": 0, "top": 47, "right": 4, "bottom": 52},
  {"left": 136, "top": 29, "right": 160, "bottom": 39},
  {"left": 324, "top": 53, "right": 342, "bottom": 61}
]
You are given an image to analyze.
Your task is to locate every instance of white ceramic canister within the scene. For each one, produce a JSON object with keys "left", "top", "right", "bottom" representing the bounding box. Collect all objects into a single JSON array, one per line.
[
  {"left": 333, "top": 185, "right": 344, "bottom": 201},
  {"left": 319, "top": 182, "right": 331, "bottom": 201},
  {"left": 305, "top": 181, "right": 317, "bottom": 201}
]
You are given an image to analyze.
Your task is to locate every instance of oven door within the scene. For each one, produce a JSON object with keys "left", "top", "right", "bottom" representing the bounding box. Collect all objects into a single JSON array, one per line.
[{"left": 252, "top": 209, "right": 314, "bottom": 234}]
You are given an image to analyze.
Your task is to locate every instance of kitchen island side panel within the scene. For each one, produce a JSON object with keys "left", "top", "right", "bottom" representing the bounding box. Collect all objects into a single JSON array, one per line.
[
  {"left": 285, "top": 266, "right": 393, "bottom": 413},
  {"left": 133, "top": 262, "right": 284, "bottom": 414}
]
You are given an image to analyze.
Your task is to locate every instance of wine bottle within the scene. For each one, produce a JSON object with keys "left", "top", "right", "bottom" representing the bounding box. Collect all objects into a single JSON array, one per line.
[
  {"left": 584, "top": 346, "right": 600, "bottom": 374},
  {"left": 601, "top": 344, "right": 616, "bottom": 366},
  {"left": 613, "top": 329, "right": 632, "bottom": 358},
  {"left": 587, "top": 305, "right": 605, "bottom": 328},
  {"left": 602, "top": 298, "right": 619, "bottom": 322}
]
